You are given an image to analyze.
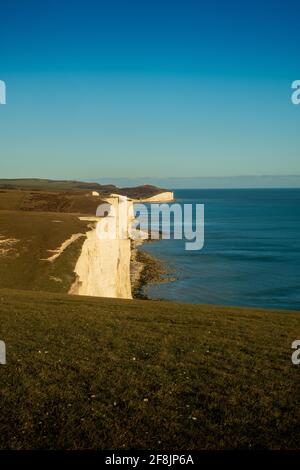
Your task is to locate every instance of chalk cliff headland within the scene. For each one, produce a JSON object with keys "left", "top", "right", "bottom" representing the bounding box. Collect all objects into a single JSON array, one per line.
[
  {"left": 69, "top": 190, "right": 173, "bottom": 300},
  {"left": 70, "top": 195, "right": 134, "bottom": 299},
  {"left": 0, "top": 178, "right": 172, "bottom": 300}
]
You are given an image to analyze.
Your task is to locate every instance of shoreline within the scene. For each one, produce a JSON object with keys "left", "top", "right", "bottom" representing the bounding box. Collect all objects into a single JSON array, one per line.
[
  {"left": 68, "top": 193, "right": 175, "bottom": 300},
  {"left": 131, "top": 237, "right": 176, "bottom": 300}
]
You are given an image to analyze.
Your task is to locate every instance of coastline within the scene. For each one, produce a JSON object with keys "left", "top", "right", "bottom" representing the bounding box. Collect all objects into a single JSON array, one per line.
[
  {"left": 131, "top": 236, "right": 176, "bottom": 300},
  {"left": 69, "top": 192, "right": 174, "bottom": 300},
  {"left": 132, "top": 191, "right": 174, "bottom": 203},
  {"left": 131, "top": 239, "right": 166, "bottom": 299},
  {"left": 69, "top": 197, "right": 133, "bottom": 299},
  {"left": 131, "top": 191, "right": 175, "bottom": 298}
]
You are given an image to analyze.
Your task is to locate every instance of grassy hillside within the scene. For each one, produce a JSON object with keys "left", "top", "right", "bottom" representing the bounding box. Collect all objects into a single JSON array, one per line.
[
  {"left": 0, "top": 179, "right": 167, "bottom": 198},
  {"left": 0, "top": 178, "right": 114, "bottom": 192},
  {"left": 0, "top": 211, "right": 90, "bottom": 293},
  {"left": 114, "top": 184, "right": 170, "bottom": 199},
  {"left": 0, "top": 288, "right": 299, "bottom": 450},
  {"left": 0, "top": 189, "right": 104, "bottom": 214},
  {"left": 0, "top": 189, "right": 105, "bottom": 294}
]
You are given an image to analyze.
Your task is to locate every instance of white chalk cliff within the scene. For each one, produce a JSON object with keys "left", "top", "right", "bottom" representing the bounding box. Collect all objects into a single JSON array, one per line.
[
  {"left": 133, "top": 191, "right": 174, "bottom": 203},
  {"left": 69, "top": 195, "right": 134, "bottom": 299},
  {"left": 69, "top": 191, "right": 173, "bottom": 300}
]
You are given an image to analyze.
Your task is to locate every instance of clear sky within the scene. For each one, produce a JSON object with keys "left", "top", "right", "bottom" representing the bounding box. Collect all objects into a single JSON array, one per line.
[{"left": 0, "top": 0, "right": 299, "bottom": 180}]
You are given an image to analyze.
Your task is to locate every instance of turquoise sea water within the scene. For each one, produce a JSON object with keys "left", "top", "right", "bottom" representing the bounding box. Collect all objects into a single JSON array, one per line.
[{"left": 137, "top": 189, "right": 300, "bottom": 311}]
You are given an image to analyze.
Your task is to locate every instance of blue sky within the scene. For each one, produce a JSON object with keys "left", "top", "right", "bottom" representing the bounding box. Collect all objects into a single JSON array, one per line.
[{"left": 0, "top": 0, "right": 299, "bottom": 181}]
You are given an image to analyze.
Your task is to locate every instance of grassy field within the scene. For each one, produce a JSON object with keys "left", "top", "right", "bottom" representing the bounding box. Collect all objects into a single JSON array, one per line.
[
  {"left": 0, "top": 178, "right": 114, "bottom": 191},
  {"left": 0, "top": 189, "right": 104, "bottom": 214},
  {"left": 0, "top": 179, "right": 167, "bottom": 198},
  {"left": 0, "top": 288, "right": 299, "bottom": 450},
  {"left": 0, "top": 210, "right": 90, "bottom": 293},
  {"left": 0, "top": 187, "right": 107, "bottom": 293}
]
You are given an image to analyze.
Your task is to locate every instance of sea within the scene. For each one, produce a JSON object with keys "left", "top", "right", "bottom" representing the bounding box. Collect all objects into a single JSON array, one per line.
[{"left": 136, "top": 188, "right": 300, "bottom": 311}]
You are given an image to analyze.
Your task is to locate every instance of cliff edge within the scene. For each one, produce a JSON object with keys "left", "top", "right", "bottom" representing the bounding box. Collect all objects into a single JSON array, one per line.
[{"left": 69, "top": 196, "right": 134, "bottom": 299}]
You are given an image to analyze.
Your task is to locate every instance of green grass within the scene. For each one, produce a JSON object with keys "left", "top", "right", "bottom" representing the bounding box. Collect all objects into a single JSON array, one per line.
[
  {"left": 0, "top": 189, "right": 105, "bottom": 214},
  {"left": 0, "top": 190, "right": 28, "bottom": 211},
  {"left": 0, "top": 178, "right": 108, "bottom": 191},
  {"left": 0, "top": 179, "right": 166, "bottom": 198},
  {"left": 0, "top": 211, "right": 89, "bottom": 293},
  {"left": 0, "top": 288, "right": 299, "bottom": 450}
]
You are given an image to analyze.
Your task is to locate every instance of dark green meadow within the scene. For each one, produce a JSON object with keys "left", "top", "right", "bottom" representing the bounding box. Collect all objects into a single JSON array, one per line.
[
  {"left": 0, "top": 289, "right": 299, "bottom": 450},
  {"left": 0, "top": 188, "right": 106, "bottom": 293},
  {"left": 0, "top": 210, "right": 89, "bottom": 293}
]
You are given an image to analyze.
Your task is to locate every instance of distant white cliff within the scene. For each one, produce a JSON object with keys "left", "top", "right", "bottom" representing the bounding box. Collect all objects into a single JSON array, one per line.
[{"left": 133, "top": 191, "right": 174, "bottom": 203}]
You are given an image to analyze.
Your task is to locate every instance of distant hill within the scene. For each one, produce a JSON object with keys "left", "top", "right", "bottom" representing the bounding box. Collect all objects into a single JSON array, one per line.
[
  {"left": 0, "top": 178, "right": 167, "bottom": 198},
  {"left": 0, "top": 178, "right": 113, "bottom": 191},
  {"left": 114, "top": 184, "right": 170, "bottom": 199}
]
